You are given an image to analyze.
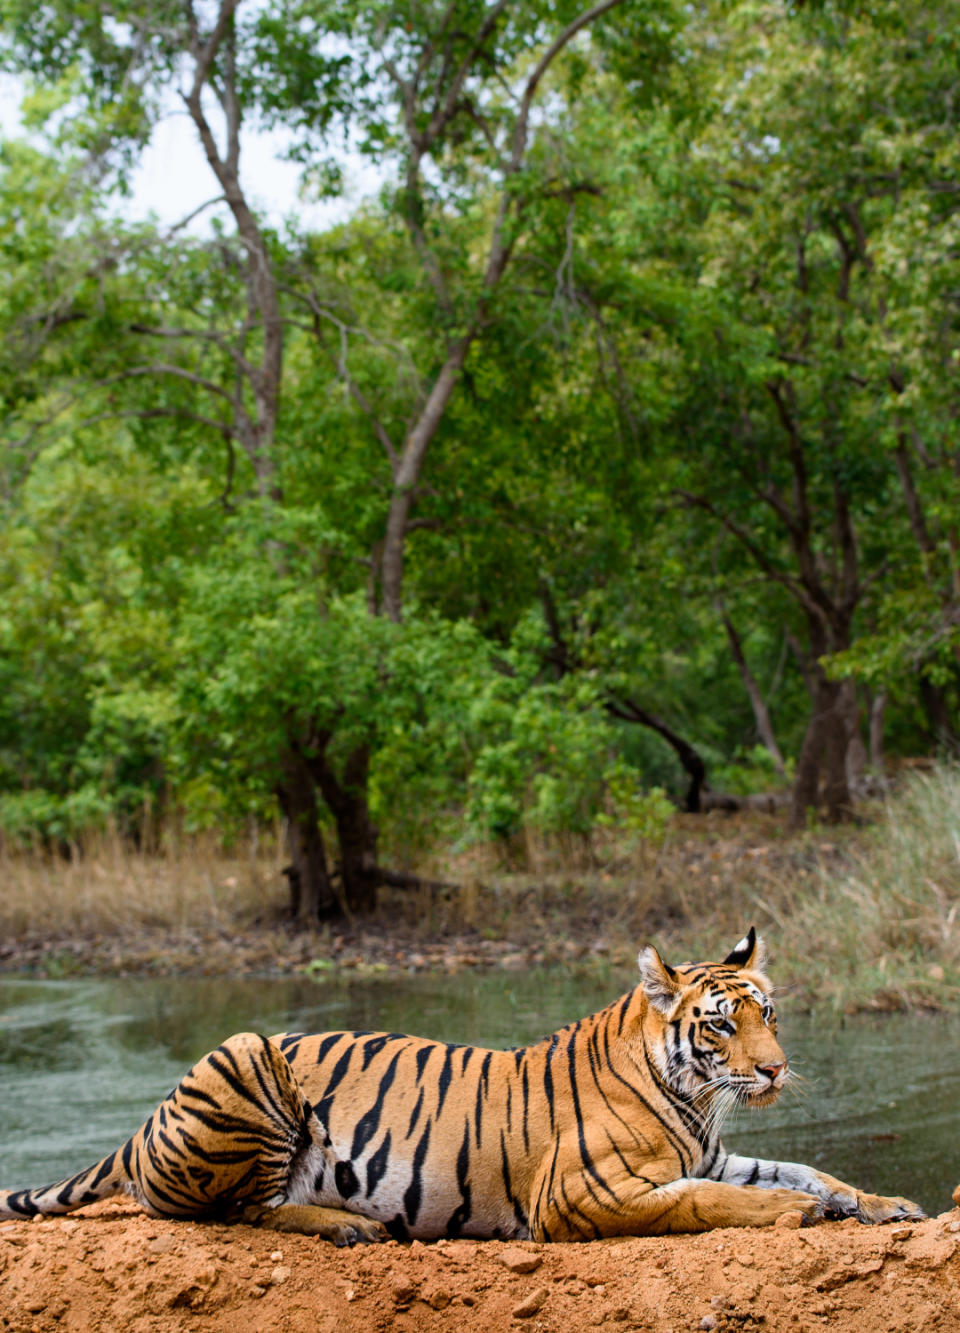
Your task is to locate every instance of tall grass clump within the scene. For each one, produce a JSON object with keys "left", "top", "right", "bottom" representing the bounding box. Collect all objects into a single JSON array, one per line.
[
  {"left": 775, "top": 766, "right": 960, "bottom": 1009},
  {"left": 0, "top": 825, "right": 285, "bottom": 937}
]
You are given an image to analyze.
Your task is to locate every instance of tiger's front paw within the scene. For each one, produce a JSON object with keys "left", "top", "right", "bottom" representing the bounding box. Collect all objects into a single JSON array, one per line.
[{"left": 854, "top": 1192, "right": 925, "bottom": 1226}]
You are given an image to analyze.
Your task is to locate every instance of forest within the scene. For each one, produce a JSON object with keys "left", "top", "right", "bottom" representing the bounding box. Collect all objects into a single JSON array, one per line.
[{"left": 1, "top": 0, "right": 958, "bottom": 926}]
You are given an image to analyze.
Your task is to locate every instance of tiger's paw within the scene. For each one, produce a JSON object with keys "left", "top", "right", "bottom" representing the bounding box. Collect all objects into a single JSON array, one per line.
[
  {"left": 241, "top": 1203, "right": 389, "bottom": 1243},
  {"left": 854, "top": 1192, "right": 926, "bottom": 1226},
  {"left": 326, "top": 1215, "right": 390, "bottom": 1247}
]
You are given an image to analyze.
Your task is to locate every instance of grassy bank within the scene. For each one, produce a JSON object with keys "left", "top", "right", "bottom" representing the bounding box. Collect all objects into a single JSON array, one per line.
[{"left": 1, "top": 767, "right": 959, "bottom": 1010}]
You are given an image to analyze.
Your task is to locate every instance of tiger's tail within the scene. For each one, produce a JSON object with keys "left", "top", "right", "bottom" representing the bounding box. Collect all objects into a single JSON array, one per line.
[{"left": 0, "top": 1136, "right": 138, "bottom": 1219}]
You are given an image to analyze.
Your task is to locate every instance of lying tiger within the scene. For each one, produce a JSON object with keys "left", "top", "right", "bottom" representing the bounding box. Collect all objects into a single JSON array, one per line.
[{"left": 0, "top": 929, "right": 923, "bottom": 1243}]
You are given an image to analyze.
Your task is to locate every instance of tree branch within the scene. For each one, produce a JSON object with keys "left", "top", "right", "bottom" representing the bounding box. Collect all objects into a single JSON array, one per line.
[{"left": 674, "top": 487, "right": 824, "bottom": 622}]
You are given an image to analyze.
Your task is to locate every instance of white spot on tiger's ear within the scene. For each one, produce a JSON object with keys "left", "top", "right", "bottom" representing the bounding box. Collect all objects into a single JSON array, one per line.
[
  {"left": 722, "top": 926, "right": 767, "bottom": 972},
  {"left": 638, "top": 945, "right": 682, "bottom": 1014}
]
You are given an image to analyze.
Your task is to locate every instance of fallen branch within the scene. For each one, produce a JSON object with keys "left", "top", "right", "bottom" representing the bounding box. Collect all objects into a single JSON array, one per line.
[{"left": 365, "top": 864, "right": 461, "bottom": 893}]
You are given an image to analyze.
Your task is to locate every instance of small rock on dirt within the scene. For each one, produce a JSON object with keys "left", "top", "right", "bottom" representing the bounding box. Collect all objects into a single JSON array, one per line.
[
  {"left": 499, "top": 1246, "right": 543, "bottom": 1274},
  {"left": 392, "top": 1277, "right": 418, "bottom": 1306},
  {"left": 700, "top": 1318, "right": 719, "bottom": 1332},
  {"left": 775, "top": 1210, "right": 804, "bottom": 1230},
  {"left": 513, "top": 1286, "right": 548, "bottom": 1318}
]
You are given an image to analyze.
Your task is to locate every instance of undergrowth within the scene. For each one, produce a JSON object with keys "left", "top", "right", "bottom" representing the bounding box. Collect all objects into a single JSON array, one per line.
[{"left": 1, "top": 768, "right": 959, "bottom": 1011}]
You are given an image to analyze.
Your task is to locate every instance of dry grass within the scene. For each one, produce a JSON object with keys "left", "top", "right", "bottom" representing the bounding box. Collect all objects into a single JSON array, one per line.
[
  {"left": 377, "top": 807, "right": 819, "bottom": 979},
  {"left": 767, "top": 768, "right": 960, "bottom": 1009},
  {"left": 0, "top": 825, "right": 287, "bottom": 937}
]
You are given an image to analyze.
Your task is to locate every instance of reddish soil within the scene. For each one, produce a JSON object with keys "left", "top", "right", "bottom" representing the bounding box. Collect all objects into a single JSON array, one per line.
[{"left": 3, "top": 1198, "right": 960, "bottom": 1333}]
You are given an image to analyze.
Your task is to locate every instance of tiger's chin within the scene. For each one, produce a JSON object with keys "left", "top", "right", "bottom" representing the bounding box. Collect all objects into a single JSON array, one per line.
[{"left": 745, "top": 1088, "right": 781, "bottom": 1108}]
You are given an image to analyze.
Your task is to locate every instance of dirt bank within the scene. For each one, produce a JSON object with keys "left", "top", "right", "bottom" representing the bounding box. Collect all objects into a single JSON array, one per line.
[{"left": 2, "top": 1198, "right": 960, "bottom": 1332}]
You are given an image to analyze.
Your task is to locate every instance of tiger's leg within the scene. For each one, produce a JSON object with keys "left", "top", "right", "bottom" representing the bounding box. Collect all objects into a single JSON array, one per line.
[
  {"left": 139, "top": 1032, "right": 386, "bottom": 1242},
  {"left": 1, "top": 1033, "right": 386, "bottom": 1244},
  {"left": 530, "top": 1167, "right": 823, "bottom": 1241},
  {"left": 710, "top": 1151, "right": 925, "bottom": 1224}
]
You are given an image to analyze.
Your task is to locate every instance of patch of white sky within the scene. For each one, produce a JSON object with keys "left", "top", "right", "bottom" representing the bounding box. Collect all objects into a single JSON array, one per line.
[{"left": 0, "top": 69, "right": 386, "bottom": 235}]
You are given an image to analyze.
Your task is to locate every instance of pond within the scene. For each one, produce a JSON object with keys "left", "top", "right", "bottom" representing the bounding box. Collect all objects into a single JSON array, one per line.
[{"left": 1, "top": 970, "right": 958, "bottom": 1219}]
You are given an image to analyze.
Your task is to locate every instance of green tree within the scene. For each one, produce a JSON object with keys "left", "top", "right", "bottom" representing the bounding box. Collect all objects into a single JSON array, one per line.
[{"left": 0, "top": 0, "right": 650, "bottom": 915}]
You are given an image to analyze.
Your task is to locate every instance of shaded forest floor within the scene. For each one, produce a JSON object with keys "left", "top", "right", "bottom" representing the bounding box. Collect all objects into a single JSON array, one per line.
[
  {"left": 3, "top": 1197, "right": 960, "bottom": 1333},
  {"left": 2, "top": 769, "right": 960, "bottom": 1011}
]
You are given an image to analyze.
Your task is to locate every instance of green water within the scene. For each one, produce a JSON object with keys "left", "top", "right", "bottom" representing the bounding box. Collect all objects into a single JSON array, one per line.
[{"left": 1, "top": 971, "right": 958, "bottom": 1218}]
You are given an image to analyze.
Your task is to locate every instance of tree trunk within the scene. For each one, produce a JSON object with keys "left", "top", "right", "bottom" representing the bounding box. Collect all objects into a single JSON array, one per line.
[
  {"left": 276, "top": 752, "right": 339, "bottom": 924},
  {"left": 822, "top": 681, "right": 855, "bottom": 822},
  {"left": 303, "top": 741, "right": 379, "bottom": 914},
  {"left": 332, "top": 747, "right": 378, "bottom": 915},
  {"left": 840, "top": 679, "right": 868, "bottom": 798},
  {"left": 918, "top": 674, "right": 958, "bottom": 747},
  {"left": 790, "top": 673, "right": 854, "bottom": 827},
  {"left": 869, "top": 690, "right": 886, "bottom": 770}
]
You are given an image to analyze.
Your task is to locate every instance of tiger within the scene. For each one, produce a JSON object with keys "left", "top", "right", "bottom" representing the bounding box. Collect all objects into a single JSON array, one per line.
[{"left": 0, "top": 928, "right": 924, "bottom": 1243}]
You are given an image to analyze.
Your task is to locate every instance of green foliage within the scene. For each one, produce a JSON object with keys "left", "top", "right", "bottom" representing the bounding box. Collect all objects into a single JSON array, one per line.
[
  {"left": 0, "top": 0, "right": 956, "bottom": 869},
  {"left": 711, "top": 747, "right": 793, "bottom": 798},
  {"left": 596, "top": 762, "right": 673, "bottom": 845},
  {"left": 462, "top": 615, "right": 664, "bottom": 842},
  {"left": 172, "top": 520, "right": 493, "bottom": 830}
]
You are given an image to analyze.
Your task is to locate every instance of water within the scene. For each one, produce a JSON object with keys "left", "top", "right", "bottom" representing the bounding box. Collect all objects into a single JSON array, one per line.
[{"left": 1, "top": 971, "right": 958, "bottom": 1218}]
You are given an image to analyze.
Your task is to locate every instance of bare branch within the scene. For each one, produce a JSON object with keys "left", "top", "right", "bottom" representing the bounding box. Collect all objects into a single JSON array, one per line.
[
  {"left": 765, "top": 379, "right": 813, "bottom": 545},
  {"left": 716, "top": 599, "right": 786, "bottom": 774},
  {"left": 97, "top": 362, "right": 239, "bottom": 405},
  {"left": 420, "top": 0, "right": 512, "bottom": 151},
  {"left": 189, "top": 0, "right": 241, "bottom": 101},
  {"left": 222, "top": 18, "right": 241, "bottom": 177},
  {"left": 73, "top": 405, "right": 238, "bottom": 438},
  {"left": 550, "top": 202, "right": 576, "bottom": 325},
  {"left": 160, "top": 194, "right": 228, "bottom": 238},
  {"left": 484, "top": 0, "right": 627, "bottom": 295},
  {"left": 893, "top": 433, "right": 935, "bottom": 558},
  {"left": 675, "top": 487, "right": 825, "bottom": 623},
  {"left": 512, "top": 0, "right": 624, "bottom": 172},
  {"left": 294, "top": 288, "right": 403, "bottom": 475}
]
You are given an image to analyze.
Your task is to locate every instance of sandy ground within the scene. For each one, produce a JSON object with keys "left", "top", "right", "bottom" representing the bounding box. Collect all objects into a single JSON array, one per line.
[{"left": 2, "top": 1198, "right": 960, "bottom": 1333}]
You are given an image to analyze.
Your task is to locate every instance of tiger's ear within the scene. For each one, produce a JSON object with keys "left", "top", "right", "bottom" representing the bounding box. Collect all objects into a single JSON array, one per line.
[
  {"left": 638, "top": 945, "right": 682, "bottom": 1014},
  {"left": 723, "top": 926, "right": 767, "bottom": 971}
]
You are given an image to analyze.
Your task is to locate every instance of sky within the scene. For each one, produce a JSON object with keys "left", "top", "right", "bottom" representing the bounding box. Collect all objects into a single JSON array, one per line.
[{"left": 0, "top": 72, "right": 384, "bottom": 234}]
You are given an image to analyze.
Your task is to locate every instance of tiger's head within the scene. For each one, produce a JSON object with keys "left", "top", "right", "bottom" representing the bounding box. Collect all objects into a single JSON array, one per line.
[{"left": 637, "top": 927, "right": 787, "bottom": 1111}]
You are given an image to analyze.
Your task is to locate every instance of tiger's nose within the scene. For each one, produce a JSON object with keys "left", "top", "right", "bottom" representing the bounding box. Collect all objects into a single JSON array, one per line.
[{"left": 756, "top": 1061, "right": 786, "bottom": 1082}]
